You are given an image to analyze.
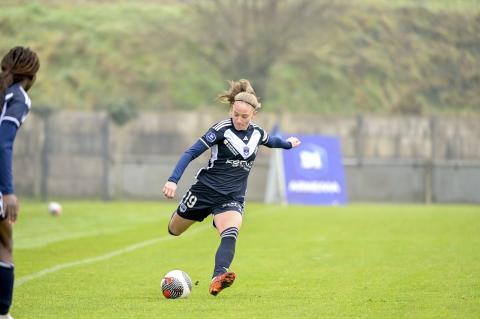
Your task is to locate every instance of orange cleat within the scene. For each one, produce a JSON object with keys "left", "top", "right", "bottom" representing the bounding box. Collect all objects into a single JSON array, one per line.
[{"left": 209, "top": 271, "right": 236, "bottom": 296}]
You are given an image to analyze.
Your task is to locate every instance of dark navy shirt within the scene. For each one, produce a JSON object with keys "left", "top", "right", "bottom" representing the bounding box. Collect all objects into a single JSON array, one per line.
[
  {"left": 1, "top": 83, "right": 31, "bottom": 128},
  {"left": 169, "top": 118, "right": 291, "bottom": 202},
  {"left": 0, "top": 83, "right": 31, "bottom": 194}
]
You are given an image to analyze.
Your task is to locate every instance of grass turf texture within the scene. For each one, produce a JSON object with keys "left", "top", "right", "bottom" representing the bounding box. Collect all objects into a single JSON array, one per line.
[{"left": 11, "top": 201, "right": 480, "bottom": 318}]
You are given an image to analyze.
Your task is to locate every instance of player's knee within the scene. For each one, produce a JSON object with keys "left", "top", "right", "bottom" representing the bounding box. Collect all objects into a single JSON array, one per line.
[
  {"left": 0, "top": 236, "right": 13, "bottom": 256},
  {"left": 167, "top": 224, "right": 181, "bottom": 236},
  {"left": 167, "top": 227, "right": 179, "bottom": 236},
  {"left": 167, "top": 211, "right": 180, "bottom": 236}
]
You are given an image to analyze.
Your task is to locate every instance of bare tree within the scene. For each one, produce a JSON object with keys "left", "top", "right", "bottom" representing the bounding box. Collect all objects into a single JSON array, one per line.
[{"left": 181, "top": 0, "right": 333, "bottom": 99}]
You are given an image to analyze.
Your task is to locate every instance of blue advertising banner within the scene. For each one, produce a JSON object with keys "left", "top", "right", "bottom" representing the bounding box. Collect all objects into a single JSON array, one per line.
[{"left": 282, "top": 135, "right": 347, "bottom": 205}]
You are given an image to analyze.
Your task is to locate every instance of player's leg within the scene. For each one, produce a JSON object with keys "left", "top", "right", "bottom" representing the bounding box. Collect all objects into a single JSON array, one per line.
[
  {"left": 167, "top": 212, "right": 196, "bottom": 236},
  {"left": 209, "top": 209, "right": 243, "bottom": 296},
  {"left": 212, "top": 210, "right": 242, "bottom": 276},
  {"left": 0, "top": 218, "right": 14, "bottom": 317},
  {"left": 167, "top": 183, "right": 211, "bottom": 236}
]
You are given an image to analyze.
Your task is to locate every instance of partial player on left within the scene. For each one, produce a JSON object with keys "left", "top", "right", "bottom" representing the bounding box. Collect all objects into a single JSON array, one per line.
[{"left": 0, "top": 46, "right": 40, "bottom": 319}]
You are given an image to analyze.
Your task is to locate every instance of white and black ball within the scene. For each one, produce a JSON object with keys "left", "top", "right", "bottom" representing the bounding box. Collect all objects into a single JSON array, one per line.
[
  {"left": 161, "top": 270, "right": 192, "bottom": 299},
  {"left": 48, "top": 201, "right": 62, "bottom": 216}
]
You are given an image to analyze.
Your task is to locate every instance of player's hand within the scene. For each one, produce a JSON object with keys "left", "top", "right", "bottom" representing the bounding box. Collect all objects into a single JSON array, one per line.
[
  {"left": 3, "top": 194, "right": 19, "bottom": 224},
  {"left": 163, "top": 181, "right": 177, "bottom": 199},
  {"left": 287, "top": 137, "right": 301, "bottom": 148}
]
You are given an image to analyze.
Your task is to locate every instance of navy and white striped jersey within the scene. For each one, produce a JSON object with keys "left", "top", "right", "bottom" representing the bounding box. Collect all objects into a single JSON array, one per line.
[
  {"left": 0, "top": 83, "right": 31, "bottom": 128},
  {"left": 0, "top": 83, "right": 32, "bottom": 195},
  {"left": 168, "top": 118, "right": 292, "bottom": 202}
]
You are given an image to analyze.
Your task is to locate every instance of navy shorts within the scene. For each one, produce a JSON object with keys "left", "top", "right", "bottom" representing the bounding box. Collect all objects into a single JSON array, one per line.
[{"left": 176, "top": 181, "right": 244, "bottom": 222}]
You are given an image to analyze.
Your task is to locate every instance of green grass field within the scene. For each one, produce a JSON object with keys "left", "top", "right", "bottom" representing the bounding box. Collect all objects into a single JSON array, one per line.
[{"left": 10, "top": 201, "right": 480, "bottom": 318}]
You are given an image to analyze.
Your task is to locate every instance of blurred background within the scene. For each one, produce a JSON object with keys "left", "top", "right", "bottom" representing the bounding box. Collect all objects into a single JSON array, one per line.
[{"left": 2, "top": 0, "right": 479, "bottom": 203}]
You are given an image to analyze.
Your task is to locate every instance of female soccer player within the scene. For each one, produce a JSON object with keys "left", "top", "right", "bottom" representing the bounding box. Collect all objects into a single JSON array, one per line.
[
  {"left": 0, "top": 46, "right": 40, "bottom": 319},
  {"left": 163, "top": 79, "right": 301, "bottom": 296}
]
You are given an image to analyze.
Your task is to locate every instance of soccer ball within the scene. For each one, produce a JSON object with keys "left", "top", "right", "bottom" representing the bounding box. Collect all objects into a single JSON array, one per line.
[
  {"left": 48, "top": 202, "right": 62, "bottom": 216},
  {"left": 161, "top": 270, "right": 192, "bottom": 299}
]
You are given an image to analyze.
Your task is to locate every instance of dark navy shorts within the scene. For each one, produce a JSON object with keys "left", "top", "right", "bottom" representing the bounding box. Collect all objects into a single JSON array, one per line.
[{"left": 176, "top": 181, "right": 244, "bottom": 222}]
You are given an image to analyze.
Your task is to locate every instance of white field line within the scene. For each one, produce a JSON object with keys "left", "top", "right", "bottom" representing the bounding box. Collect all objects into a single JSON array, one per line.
[
  {"left": 15, "top": 225, "right": 210, "bottom": 288},
  {"left": 15, "top": 206, "right": 278, "bottom": 288}
]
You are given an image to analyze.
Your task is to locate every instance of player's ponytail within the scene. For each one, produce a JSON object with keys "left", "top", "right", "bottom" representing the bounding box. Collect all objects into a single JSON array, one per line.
[
  {"left": 0, "top": 46, "right": 40, "bottom": 111},
  {"left": 217, "top": 79, "right": 260, "bottom": 107},
  {"left": 0, "top": 70, "right": 14, "bottom": 110}
]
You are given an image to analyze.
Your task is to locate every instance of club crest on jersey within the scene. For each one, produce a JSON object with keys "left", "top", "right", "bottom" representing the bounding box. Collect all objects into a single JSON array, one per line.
[
  {"left": 206, "top": 132, "right": 216, "bottom": 143},
  {"left": 243, "top": 146, "right": 250, "bottom": 156}
]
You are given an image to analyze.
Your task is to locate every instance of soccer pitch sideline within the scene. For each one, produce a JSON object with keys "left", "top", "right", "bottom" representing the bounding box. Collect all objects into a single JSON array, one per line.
[{"left": 10, "top": 201, "right": 480, "bottom": 319}]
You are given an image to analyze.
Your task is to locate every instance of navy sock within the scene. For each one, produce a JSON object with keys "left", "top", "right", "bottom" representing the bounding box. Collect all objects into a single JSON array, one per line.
[
  {"left": 0, "top": 262, "right": 14, "bottom": 315},
  {"left": 213, "top": 227, "right": 239, "bottom": 278}
]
